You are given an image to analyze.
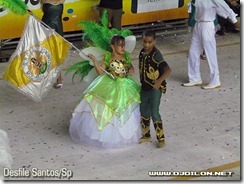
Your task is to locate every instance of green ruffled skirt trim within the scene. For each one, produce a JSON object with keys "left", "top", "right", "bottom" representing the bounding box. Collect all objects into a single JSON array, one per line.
[{"left": 82, "top": 74, "right": 141, "bottom": 130}]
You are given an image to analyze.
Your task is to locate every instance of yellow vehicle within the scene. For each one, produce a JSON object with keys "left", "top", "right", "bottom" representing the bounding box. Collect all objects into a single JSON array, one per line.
[{"left": 0, "top": 0, "right": 190, "bottom": 40}]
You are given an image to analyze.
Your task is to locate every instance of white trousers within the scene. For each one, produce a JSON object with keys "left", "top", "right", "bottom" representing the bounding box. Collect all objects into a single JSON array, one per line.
[{"left": 188, "top": 22, "right": 220, "bottom": 85}]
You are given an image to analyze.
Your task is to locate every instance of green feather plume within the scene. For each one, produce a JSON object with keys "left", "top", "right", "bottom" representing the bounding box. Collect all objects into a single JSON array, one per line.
[
  {"left": 100, "top": 9, "right": 108, "bottom": 28},
  {"left": 65, "top": 60, "right": 93, "bottom": 82},
  {"left": 70, "top": 10, "right": 134, "bottom": 82},
  {"left": 0, "top": 0, "right": 27, "bottom": 15},
  {"left": 78, "top": 10, "right": 133, "bottom": 52},
  {"left": 80, "top": 21, "right": 112, "bottom": 51}
]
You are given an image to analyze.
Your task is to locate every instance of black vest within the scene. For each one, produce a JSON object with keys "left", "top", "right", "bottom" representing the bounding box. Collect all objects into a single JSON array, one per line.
[{"left": 139, "top": 47, "right": 167, "bottom": 93}]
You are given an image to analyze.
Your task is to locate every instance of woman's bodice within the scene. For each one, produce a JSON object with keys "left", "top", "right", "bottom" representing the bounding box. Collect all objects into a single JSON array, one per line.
[
  {"left": 104, "top": 52, "right": 131, "bottom": 78},
  {"left": 108, "top": 59, "right": 129, "bottom": 78}
]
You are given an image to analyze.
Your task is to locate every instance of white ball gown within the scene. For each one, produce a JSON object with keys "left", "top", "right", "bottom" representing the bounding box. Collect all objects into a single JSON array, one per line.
[{"left": 69, "top": 54, "right": 141, "bottom": 148}]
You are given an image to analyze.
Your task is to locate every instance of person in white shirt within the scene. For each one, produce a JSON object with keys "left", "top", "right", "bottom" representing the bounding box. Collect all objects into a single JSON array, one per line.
[{"left": 183, "top": 0, "right": 238, "bottom": 89}]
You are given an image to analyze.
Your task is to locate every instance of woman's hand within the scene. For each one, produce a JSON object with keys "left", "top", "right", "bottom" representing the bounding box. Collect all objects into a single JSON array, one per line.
[
  {"left": 88, "top": 54, "right": 104, "bottom": 75},
  {"left": 87, "top": 54, "right": 97, "bottom": 64}
]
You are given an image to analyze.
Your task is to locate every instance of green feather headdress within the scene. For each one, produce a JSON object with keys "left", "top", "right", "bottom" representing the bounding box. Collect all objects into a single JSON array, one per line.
[
  {"left": 0, "top": 0, "right": 27, "bottom": 15},
  {"left": 66, "top": 10, "right": 134, "bottom": 82},
  {"left": 78, "top": 9, "right": 133, "bottom": 52}
]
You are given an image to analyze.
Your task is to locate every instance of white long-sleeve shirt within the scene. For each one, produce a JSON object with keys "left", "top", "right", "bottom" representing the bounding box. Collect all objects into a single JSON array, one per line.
[{"left": 194, "top": 0, "right": 237, "bottom": 23}]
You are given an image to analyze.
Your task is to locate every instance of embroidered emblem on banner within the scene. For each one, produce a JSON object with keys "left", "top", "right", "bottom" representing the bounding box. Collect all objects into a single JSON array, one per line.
[{"left": 22, "top": 46, "right": 51, "bottom": 82}]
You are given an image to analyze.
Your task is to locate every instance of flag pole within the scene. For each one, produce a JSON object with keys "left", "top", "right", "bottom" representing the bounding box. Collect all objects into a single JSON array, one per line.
[{"left": 27, "top": 10, "right": 88, "bottom": 57}]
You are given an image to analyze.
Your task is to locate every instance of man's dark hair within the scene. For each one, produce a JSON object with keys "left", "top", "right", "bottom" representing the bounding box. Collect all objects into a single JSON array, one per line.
[{"left": 142, "top": 30, "right": 156, "bottom": 40}]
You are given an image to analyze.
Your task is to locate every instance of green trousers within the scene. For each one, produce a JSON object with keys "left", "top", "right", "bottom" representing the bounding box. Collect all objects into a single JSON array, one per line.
[{"left": 140, "top": 89, "right": 165, "bottom": 142}]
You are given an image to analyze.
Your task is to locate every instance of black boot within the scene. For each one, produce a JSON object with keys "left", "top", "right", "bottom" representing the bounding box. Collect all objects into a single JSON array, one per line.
[
  {"left": 153, "top": 121, "right": 165, "bottom": 148},
  {"left": 139, "top": 117, "right": 151, "bottom": 143}
]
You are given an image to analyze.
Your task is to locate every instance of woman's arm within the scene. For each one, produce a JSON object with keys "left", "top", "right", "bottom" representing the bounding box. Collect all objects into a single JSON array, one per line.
[{"left": 88, "top": 54, "right": 105, "bottom": 75}]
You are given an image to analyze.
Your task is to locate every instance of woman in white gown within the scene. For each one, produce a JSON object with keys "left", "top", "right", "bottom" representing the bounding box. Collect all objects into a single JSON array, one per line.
[{"left": 69, "top": 35, "right": 141, "bottom": 148}]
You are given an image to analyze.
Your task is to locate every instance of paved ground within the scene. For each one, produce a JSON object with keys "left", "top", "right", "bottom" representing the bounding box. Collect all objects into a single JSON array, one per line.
[{"left": 0, "top": 29, "right": 240, "bottom": 182}]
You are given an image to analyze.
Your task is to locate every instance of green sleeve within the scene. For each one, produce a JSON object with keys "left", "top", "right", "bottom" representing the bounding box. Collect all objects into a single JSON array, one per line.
[
  {"left": 154, "top": 52, "right": 164, "bottom": 62},
  {"left": 154, "top": 52, "right": 168, "bottom": 72}
]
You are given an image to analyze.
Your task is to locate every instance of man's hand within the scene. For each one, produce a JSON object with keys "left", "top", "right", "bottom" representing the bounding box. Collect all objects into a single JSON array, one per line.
[{"left": 152, "top": 79, "right": 162, "bottom": 90}]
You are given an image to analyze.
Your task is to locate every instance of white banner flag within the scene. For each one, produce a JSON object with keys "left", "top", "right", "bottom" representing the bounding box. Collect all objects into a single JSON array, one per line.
[{"left": 3, "top": 15, "right": 71, "bottom": 102}]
